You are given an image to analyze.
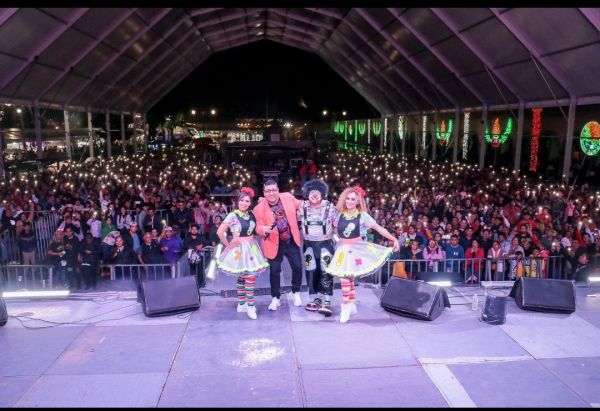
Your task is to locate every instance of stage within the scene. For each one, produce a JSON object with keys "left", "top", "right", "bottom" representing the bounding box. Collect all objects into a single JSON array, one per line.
[{"left": 2, "top": 269, "right": 600, "bottom": 407}]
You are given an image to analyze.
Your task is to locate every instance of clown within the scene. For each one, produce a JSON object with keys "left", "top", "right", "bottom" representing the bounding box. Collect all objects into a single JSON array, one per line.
[
  {"left": 325, "top": 185, "right": 400, "bottom": 323},
  {"left": 298, "top": 179, "right": 337, "bottom": 316},
  {"left": 216, "top": 187, "right": 269, "bottom": 320}
]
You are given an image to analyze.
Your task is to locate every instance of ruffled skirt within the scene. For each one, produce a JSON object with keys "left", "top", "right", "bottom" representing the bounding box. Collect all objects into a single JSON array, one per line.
[
  {"left": 216, "top": 238, "right": 269, "bottom": 277},
  {"left": 325, "top": 240, "right": 392, "bottom": 278}
]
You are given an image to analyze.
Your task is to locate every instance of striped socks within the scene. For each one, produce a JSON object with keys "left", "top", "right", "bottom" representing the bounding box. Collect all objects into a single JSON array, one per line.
[
  {"left": 340, "top": 277, "right": 356, "bottom": 304},
  {"left": 245, "top": 275, "right": 256, "bottom": 307}
]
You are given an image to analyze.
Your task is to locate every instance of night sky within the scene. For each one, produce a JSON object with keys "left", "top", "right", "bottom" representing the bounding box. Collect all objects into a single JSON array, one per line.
[{"left": 147, "top": 40, "right": 380, "bottom": 125}]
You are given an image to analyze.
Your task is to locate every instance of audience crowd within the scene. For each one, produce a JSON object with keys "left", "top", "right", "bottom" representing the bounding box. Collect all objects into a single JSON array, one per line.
[{"left": 1, "top": 148, "right": 599, "bottom": 289}]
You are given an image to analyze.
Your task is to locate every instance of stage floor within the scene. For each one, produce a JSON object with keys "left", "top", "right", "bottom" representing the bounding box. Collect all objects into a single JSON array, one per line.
[{"left": 2, "top": 270, "right": 600, "bottom": 407}]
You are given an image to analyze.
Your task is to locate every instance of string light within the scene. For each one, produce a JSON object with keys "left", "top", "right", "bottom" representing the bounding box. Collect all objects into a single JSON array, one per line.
[
  {"left": 462, "top": 112, "right": 470, "bottom": 160},
  {"left": 529, "top": 108, "right": 542, "bottom": 171}
]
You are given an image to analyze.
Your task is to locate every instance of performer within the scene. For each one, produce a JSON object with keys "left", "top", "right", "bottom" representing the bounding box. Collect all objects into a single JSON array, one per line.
[
  {"left": 299, "top": 179, "right": 336, "bottom": 316},
  {"left": 216, "top": 187, "right": 269, "bottom": 320},
  {"left": 325, "top": 185, "right": 400, "bottom": 323},
  {"left": 253, "top": 179, "right": 304, "bottom": 311}
]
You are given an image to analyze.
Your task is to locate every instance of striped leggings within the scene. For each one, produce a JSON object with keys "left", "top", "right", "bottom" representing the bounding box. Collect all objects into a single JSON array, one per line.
[
  {"left": 237, "top": 275, "right": 256, "bottom": 307},
  {"left": 340, "top": 277, "right": 356, "bottom": 304}
]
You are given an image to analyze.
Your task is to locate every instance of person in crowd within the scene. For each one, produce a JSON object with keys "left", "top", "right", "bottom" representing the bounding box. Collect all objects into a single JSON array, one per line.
[
  {"left": 422, "top": 239, "right": 445, "bottom": 272},
  {"left": 399, "top": 240, "right": 425, "bottom": 280},
  {"left": 325, "top": 186, "right": 399, "bottom": 323},
  {"left": 184, "top": 224, "right": 210, "bottom": 288},
  {"left": 122, "top": 222, "right": 142, "bottom": 257},
  {"left": 109, "top": 235, "right": 138, "bottom": 278},
  {"left": 62, "top": 227, "right": 81, "bottom": 289},
  {"left": 47, "top": 229, "right": 67, "bottom": 288},
  {"left": 486, "top": 240, "right": 506, "bottom": 281},
  {"left": 465, "top": 239, "right": 485, "bottom": 283},
  {"left": 18, "top": 222, "right": 36, "bottom": 265},
  {"left": 253, "top": 179, "right": 304, "bottom": 311},
  {"left": 173, "top": 200, "right": 193, "bottom": 240},
  {"left": 441, "top": 234, "right": 464, "bottom": 273},
  {"left": 80, "top": 233, "right": 101, "bottom": 290},
  {"left": 115, "top": 206, "right": 133, "bottom": 232},
  {"left": 159, "top": 226, "right": 182, "bottom": 264},
  {"left": 138, "top": 232, "right": 164, "bottom": 279},
  {"left": 216, "top": 187, "right": 269, "bottom": 320},
  {"left": 298, "top": 179, "right": 336, "bottom": 317}
]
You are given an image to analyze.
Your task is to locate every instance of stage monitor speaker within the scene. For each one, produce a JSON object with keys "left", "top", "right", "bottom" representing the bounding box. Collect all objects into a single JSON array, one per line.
[
  {"left": 380, "top": 278, "right": 450, "bottom": 321},
  {"left": 0, "top": 295, "right": 7, "bottom": 326},
  {"left": 509, "top": 277, "right": 576, "bottom": 313},
  {"left": 139, "top": 276, "right": 200, "bottom": 317}
]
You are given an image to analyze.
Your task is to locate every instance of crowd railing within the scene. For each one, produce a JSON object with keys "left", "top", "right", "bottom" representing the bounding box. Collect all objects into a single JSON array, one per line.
[
  {"left": 0, "top": 264, "right": 55, "bottom": 290},
  {"left": 375, "top": 255, "right": 565, "bottom": 287}
]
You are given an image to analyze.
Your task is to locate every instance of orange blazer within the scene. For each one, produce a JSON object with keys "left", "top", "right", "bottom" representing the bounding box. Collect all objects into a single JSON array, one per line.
[{"left": 253, "top": 192, "right": 302, "bottom": 259}]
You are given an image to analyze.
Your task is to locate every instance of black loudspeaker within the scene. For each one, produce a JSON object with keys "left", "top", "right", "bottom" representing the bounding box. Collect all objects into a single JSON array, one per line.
[
  {"left": 0, "top": 296, "right": 7, "bottom": 327},
  {"left": 139, "top": 276, "right": 200, "bottom": 317},
  {"left": 509, "top": 277, "right": 576, "bottom": 313},
  {"left": 380, "top": 278, "right": 451, "bottom": 321}
]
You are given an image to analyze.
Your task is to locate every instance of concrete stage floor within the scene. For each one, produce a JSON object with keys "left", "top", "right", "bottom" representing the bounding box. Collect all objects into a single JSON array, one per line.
[{"left": 2, "top": 267, "right": 600, "bottom": 408}]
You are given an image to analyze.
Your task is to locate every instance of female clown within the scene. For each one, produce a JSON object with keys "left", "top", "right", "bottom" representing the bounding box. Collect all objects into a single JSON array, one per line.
[
  {"left": 216, "top": 187, "right": 269, "bottom": 319},
  {"left": 325, "top": 185, "right": 400, "bottom": 323}
]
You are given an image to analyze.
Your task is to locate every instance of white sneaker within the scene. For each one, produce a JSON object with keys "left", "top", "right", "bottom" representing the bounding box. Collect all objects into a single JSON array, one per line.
[
  {"left": 237, "top": 303, "right": 247, "bottom": 313},
  {"left": 247, "top": 306, "right": 257, "bottom": 320},
  {"left": 268, "top": 297, "right": 281, "bottom": 311},
  {"left": 350, "top": 302, "right": 357, "bottom": 314},
  {"left": 292, "top": 292, "right": 302, "bottom": 307},
  {"left": 340, "top": 303, "right": 351, "bottom": 323}
]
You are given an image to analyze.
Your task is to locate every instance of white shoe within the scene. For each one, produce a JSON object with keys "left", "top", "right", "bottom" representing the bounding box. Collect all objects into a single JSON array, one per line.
[
  {"left": 247, "top": 306, "right": 257, "bottom": 320},
  {"left": 268, "top": 297, "right": 281, "bottom": 311},
  {"left": 350, "top": 302, "right": 357, "bottom": 314},
  {"left": 340, "top": 303, "right": 351, "bottom": 323},
  {"left": 292, "top": 292, "right": 302, "bottom": 307},
  {"left": 237, "top": 303, "right": 247, "bottom": 313}
]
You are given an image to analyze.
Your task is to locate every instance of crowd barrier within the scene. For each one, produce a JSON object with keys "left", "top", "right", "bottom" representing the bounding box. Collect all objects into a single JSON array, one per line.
[
  {"left": 0, "top": 264, "right": 55, "bottom": 291},
  {"left": 376, "top": 255, "right": 565, "bottom": 287}
]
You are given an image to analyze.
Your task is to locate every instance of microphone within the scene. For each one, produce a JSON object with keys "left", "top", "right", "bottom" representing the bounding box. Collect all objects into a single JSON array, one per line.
[{"left": 264, "top": 221, "right": 277, "bottom": 239}]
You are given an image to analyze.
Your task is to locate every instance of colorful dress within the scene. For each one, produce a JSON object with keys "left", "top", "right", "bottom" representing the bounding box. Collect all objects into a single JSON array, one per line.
[
  {"left": 325, "top": 210, "right": 392, "bottom": 278},
  {"left": 216, "top": 211, "right": 269, "bottom": 277}
]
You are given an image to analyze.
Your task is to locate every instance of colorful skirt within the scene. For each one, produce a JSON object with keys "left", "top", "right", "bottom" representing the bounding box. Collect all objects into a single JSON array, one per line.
[
  {"left": 216, "top": 237, "right": 269, "bottom": 277},
  {"left": 325, "top": 238, "right": 392, "bottom": 278}
]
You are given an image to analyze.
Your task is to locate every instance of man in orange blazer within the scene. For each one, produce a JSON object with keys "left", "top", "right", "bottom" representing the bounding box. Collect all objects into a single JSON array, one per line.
[{"left": 254, "top": 179, "right": 304, "bottom": 311}]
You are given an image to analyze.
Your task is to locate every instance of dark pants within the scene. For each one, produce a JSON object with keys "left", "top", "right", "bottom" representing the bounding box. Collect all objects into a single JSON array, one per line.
[
  {"left": 269, "top": 241, "right": 303, "bottom": 299},
  {"left": 190, "top": 262, "right": 205, "bottom": 288},
  {"left": 81, "top": 263, "right": 98, "bottom": 289},
  {"left": 304, "top": 240, "right": 334, "bottom": 296}
]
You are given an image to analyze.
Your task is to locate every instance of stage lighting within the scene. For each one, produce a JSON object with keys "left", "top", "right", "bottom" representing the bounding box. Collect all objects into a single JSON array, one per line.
[{"left": 2, "top": 290, "right": 70, "bottom": 298}]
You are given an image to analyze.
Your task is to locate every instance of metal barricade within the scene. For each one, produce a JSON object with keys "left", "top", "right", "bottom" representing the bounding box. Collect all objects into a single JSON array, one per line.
[
  {"left": 378, "top": 256, "right": 565, "bottom": 287},
  {"left": 101, "top": 263, "right": 176, "bottom": 281},
  {"left": 0, "top": 231, "right": 20, "bottom": 264},
  {"left": 0, "top": 264, "right": 54, "bottom": 290},
  {"left": 34, "top": 211, "right": 62, "bottom": 262}
]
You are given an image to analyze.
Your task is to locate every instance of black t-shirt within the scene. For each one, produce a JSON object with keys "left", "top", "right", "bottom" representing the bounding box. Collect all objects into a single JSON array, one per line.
[
  {"left": 63, "top": 236, "right": 80, "bottom": 266},
  {"left": 141, "top": 241, "right": 163, "bottom": 264},
  {"left": 184, "top": 234, "right": 209, "bottom": 251}
]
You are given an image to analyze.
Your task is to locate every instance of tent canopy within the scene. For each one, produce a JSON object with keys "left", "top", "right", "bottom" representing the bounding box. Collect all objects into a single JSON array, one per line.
[{"left": 1, "top": 7, "right": 599, "bottom": 115}]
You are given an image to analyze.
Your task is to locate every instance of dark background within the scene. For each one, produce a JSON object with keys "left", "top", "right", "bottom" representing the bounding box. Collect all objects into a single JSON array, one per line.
[{"left": 148, "top": 39, "right": 380, "bottom": 124}]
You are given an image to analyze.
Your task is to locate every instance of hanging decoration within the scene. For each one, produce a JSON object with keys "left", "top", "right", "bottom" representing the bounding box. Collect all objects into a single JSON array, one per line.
[
  {"left": 436, "top": 119, "right": 453, "bottom": 145},
  {"left": 372, "top": 119, "right": 382, "bottom": 136},
  {"left": 358, "top": 121, "right": 366, "bottom": 136},
  {"left": 529, "top": 108, "right": 542, "bottom": 171},
  {"left": 462, "top": 112, "right": 470, "bottom": 160},
  {"left": 580, "top": 121, "right": 600, "bottom": 156},
  {"left": 384, "top": 117, "right": 388, "bottom": 148},
  {"left": 397, "top": 115, "right": 405, "bottom": 140},
  {"left": 485, "top": 116, "right": 513, "bottom": 149},
  {"left": 354, "top": 120, "right": 358, "bottom": 143},
  {"left": 367, "top": 119, "right": 371, "bottom": 144},
  {"left": 348, "top": 122, "right": 353, "bottom": 137},
  {"left": 422, "top": 115, "right": 427, "bottom": 155}
]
